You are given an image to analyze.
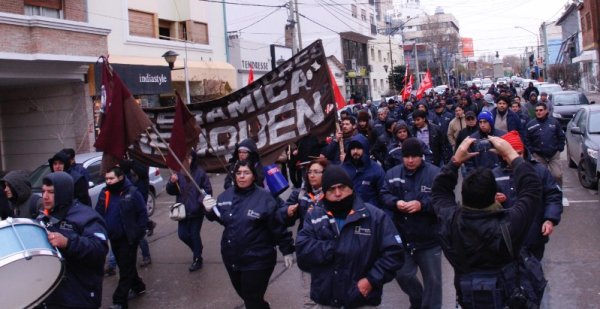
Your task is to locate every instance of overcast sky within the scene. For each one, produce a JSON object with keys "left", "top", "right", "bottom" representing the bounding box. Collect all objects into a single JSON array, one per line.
[{"left": 226, "top": 0, "right": 570, "bottom": 58}]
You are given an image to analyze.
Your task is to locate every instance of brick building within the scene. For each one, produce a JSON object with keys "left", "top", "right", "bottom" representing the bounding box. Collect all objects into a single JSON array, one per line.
[
  {"left": 577, "top": 0, "right": 600, "bottom": 91},
  {"left": 0, "top": 0, "right": 110, "bottom": 170}
]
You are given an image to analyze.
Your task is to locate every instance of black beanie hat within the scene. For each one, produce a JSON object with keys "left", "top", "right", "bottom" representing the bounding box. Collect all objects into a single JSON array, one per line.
[
  {"left": 402, "top": 137, "right": 424, "bottom": 157},
  {"left": 321, "top": 165, "right": 353, "bottom": 193}
]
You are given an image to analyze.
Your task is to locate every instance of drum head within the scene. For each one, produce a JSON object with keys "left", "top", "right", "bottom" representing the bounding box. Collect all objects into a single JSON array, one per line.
[{"left": 0, "top": 253, "right": 64, "bottom": 308}]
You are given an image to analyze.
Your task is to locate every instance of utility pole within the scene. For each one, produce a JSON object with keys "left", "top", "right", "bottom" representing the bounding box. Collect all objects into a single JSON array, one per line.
[
  {"left": 294, "top": 0, "right": 302, "bottom": 50},
  {"left": 288, "top": 0, "right": 297, "bottom": 55},
  {"left": 414, "top": 42, "right": 420, "bottom": 85},
  {"left": 542, "top": 22, "right": 549, "bottom": 81},
  {"left": 388, "top": 27, "right": 394, "bottom": 91}
]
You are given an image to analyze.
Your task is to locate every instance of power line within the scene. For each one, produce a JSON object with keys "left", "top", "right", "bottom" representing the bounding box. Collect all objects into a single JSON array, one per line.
[{"left": 233, "top": 7, "right": 284, "bottom": 32}]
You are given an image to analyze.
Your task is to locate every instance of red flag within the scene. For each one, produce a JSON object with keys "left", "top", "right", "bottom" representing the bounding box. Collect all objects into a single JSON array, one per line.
[
  {"left": 402, "top": 75, "right": 414, "bottom": 101},
  {"left": 94, "top": 57, "right": 152, "bottom": 173},
  {"left": 402, "top": 62, "right": 409, "bottom": 85},
  {"left": 166, "top": 92, "right": 201, "bottom": 171},
  {"left": 247, "top": 64, "right": 254, "bottom": 85},
  {"left": 329, "top": 69, "right": 346, "bottom": 109},
  {"left": 416, "top": 70, "right": 433, "bottom": 100}
]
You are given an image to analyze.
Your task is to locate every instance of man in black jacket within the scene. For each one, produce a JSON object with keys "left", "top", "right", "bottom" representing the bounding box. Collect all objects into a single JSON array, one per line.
[
  {"left": 48, "top": 151, "right": 91, "bottom": 207},
  {"left": 409, "top": 109, "right": 450, "bottom": 166},
  {"left": 96, "top": 166, "right": 148, "bottom": 309},
  {"left": 432, "top": 136, "right": 542, "bottom": 308}
]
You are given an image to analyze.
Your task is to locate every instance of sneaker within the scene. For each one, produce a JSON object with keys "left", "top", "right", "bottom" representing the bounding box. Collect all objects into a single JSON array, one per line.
[
  {"left": 139, "top": 257, "right": 152, "bottom": 267},
  {"left": 189, "top": 257, "right": 203, "bottom": 272},
  {"left": 146, "top": 221, "right": 157, "bottom": 237},
  {"left": 104, "top": 267, "right": 116, "bottom": 277}
]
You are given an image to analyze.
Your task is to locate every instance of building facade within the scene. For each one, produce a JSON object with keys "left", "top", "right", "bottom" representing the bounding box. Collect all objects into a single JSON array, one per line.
[{"left": 577, "top": 0, "right": 599, "bottom": 91}]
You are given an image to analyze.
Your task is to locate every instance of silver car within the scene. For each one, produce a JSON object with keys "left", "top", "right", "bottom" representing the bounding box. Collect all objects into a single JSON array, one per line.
[{"left": 28, "top": 152, "right": 165, "bottom": 216}]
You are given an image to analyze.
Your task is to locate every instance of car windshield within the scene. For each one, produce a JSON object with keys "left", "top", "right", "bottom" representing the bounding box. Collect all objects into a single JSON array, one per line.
[
  {"left": 28, "top": 165, "right": 50, "bottom": 192},
  {"left": 540, "top": 85, "right": 562, "bottom": 94},
  {"left": 553, "top": 93, "right": 589, "bottom": 106},
  {"left": 589, "top": 112, "right": 600, "bottom": 134}
]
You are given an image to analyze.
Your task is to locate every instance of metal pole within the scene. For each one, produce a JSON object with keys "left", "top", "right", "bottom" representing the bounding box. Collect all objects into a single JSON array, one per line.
[
  {"left": 414, "top": 42, "right": 420, "bottom": 85},
  {"left": 184, "top": 57, "right": 191, "bottom": 104},
  {"left": 222, "top": 0, "right": 230, "bottom": 62},
  {"left": 389, "top": 34, "right": 394, "bottom": 90},
  {"left": 289, "top": 0, "right": 297, "bottom": 55},
  {"left": 294, "top": 0, "right": 302, "bottom": 49},
  {"left": 542, "top": 22, "right": 549, "bottom": 81}
]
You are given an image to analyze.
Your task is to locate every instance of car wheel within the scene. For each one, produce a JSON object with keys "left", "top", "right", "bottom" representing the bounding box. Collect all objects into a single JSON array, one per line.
[
  {"left": 146, "top": 191, "right": 156, "bottom": 217},
  {"left": 577, "top": 161, "right": 597, "bottom": 189},
  {"left": 567, "top": 146, "right": 576, "bottom": 168}
]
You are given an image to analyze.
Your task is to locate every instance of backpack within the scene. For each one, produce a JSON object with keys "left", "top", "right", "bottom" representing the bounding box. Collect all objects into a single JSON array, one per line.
[{"left": 452, "top": 215, "right": 547, "bottom": 309}]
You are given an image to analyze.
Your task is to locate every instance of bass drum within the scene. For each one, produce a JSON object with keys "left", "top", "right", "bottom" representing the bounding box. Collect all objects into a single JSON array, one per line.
[{"left": 0, "top": 218, "right": 65, "bottom": 308}]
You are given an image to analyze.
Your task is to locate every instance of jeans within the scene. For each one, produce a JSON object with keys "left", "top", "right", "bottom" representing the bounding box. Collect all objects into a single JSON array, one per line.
[
  {"left": 395, "top": 245, "right": 442, "bottom": 309},
  {"left": 178, "top": 215, "right": 204, "bottom": 260},
  {"left": 139, "top": 237, "right": 150, "bottom": 259},
  {"left": 226, "top": 266, "right": 274, "bottom": 309}
]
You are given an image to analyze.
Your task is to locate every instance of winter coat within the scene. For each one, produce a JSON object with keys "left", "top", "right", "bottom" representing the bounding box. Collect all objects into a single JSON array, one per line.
[
  {"left": 208, "top": 184, "right": 295, "bottom": 271},
  {"left": 38, "top": 172, "right": 108, "bottom": 308},
  {"left": 432, "top": 159, "right": 542, "bottom": 304},
  {"left": 409, "top": 122, "right": 450, "bottom": 166},
  {"left": 296, "top": 196, "right": 404, "bottom": 308},
  {"left": 1, "top": 170, "right": 40, "bottom": 218},
  {"left": 277, "top": 188, "right": 324, "bottom": 232},
  {"left": 491, "top": 108, "right": 522, "bottom": 134},
  {"left": 96, "top": 179, "right": 148, "bottom": 244},
  {"left": 464, "top": 128, "right": 507, "bottom": 173},
  {"left": 166, "top": 167, "right": 213, "bottom": 218},
  {"left": 447, "top": 116, "right": 466, "bottom": 148},
  {"left": 342, "top": 134, "right": 386, "bottom": 209},
  {"left": 429, "top": 110, "right": 453, "bottom": 136},
  {"left": 321, "top": 133, "right": 355, "bottom": 165},
  {"left": 48, "top": 151, "right": 91, "bottom": 207},
  {"left": 381, "top": 161, "right": 441, "bottom": 252},
  {"left": 493, "top": 159, "right": 562, "bottom": 249},
  {"left": 525, "top": 116, "right": 566, "bottom": 158}
]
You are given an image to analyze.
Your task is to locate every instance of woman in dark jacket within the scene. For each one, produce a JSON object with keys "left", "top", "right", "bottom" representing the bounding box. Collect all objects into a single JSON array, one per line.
[
  {"left": 278, "top": 157, "right": 328, "bottom": 232},
  {"left": 166, "top": 151, "right": 212, "bottom": 272},
  {"left": 207, "top": 160, "right": 294, "bottom": 309}
]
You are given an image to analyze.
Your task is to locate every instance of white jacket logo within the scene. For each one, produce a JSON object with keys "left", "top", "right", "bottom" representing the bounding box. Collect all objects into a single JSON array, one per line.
[{"left": 247, "top": 209, "right": 261, "bottom": 219}]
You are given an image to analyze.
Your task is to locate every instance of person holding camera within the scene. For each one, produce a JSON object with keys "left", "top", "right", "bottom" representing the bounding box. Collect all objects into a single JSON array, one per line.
[{"left": 432, "top": 136, "right": 543, "bottom": 308}]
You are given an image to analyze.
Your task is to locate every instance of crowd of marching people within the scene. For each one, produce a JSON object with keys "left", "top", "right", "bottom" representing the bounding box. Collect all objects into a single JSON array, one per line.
[{"left": 1, "top": 80, "right": 564, "bottom": 308}]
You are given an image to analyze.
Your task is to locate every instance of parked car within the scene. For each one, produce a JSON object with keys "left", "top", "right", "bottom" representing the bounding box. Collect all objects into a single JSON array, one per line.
[
  {"left": 496, "top": 77, "right": 508, "bottom": 86},
  {"left": 28, "top": 152, "right": 165, "bottom": 216},
  {"left": 538, "top": 83, "right": 563, "bottom": 100},
  {"left": 566, "top": 105, "right": 600, "bottom": 189},
  {"left": 551, "top": 91, "right": 596, "bottom": 129},
  {"left": 482, "top": 78, "right": 493, "bottom": 89}
]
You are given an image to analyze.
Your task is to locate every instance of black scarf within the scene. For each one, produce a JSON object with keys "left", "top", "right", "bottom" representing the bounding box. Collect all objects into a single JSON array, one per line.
[{"left": 324, "top": 195, "right": 355, "bottom": 219}]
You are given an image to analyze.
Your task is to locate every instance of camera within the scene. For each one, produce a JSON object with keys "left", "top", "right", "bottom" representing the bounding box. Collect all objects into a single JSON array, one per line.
[{"left": 469, "top": 139, "right": 494, "bottom": 153}]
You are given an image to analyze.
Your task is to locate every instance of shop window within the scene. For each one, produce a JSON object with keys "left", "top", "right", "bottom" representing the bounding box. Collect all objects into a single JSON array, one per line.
[
  {"left": 128, "top": 9, "right": 155, "bottom": 38},
  {"left": 24, "top": 0, "right": 63, "bottom": 18}
]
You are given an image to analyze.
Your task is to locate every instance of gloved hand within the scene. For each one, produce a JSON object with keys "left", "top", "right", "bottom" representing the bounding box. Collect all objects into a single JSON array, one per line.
[
  {"left": 283, "top": 254, "right": 295, "bottom": 268},
  {"left": 203, "top": 195, "right": 217, "bottom": 212}
]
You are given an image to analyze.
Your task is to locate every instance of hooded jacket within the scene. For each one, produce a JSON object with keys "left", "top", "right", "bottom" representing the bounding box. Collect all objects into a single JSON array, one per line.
[
  {"left": 95, "top": 178, "right": 148, "bottom": 244},
  {"left": 1, "top": 170, "right": 40, "bottom": 218},
  {"left": 381, "top": 160, "right": 441, "bottom": 251},
  {"left": 385, "top": 124, "right": 434, "bottom": 170},
  {"left": 432, "top": 159, "right": 541, "bottom": 306},
  {"left": 166, "top": 152, "right": 213, "bottom": 218},
  {"left": 491, "top": 107, "right": 521, "bottom": 134},
  {"left": 296, "top": 196, "right": 404, "bottom": 308},
  {"left": 341, "top": 134, "right": 386, "bottom": 209},
  {"left": 39, "top": 172, "right": 109, "bottom": 308},
  {"left": 48, "top": 151, "right": 91, "bottom": 206},
  {"left": 224, "top": 139, "right": 265, "bottom": 190},
  {"left": 208, "top": 184, "right": 295, "bottom": 271},
  {"left": 493, "top": 158, "right": 562, "bottom": 252}
]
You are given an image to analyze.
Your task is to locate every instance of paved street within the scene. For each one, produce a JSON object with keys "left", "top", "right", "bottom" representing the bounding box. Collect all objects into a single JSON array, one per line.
[{"left": 100, "top": 153, "right": 600, "bottom": 308}]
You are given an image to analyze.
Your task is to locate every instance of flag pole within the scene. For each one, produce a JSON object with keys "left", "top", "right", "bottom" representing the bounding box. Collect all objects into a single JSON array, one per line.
[{"left": 146, "top": 127, "right": 208, "bottom": 196}]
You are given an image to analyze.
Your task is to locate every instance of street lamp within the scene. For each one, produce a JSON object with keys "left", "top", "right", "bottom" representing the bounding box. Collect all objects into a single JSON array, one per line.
[
  {"left": 162, "top": 50, "right": 191, "bottom": 105},
  {"left": 514, "top": 26, "right": 541, "bottom": 80}
]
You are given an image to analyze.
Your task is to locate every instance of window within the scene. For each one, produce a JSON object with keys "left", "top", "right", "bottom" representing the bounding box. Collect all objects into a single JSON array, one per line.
[
  {"left": 159, "top": 19, "right": 175, "bottom": 40},
  {"left": 370, "top": 14, "right": 374, "bottom": 25},
  {"left": 378, "top": 50, "right": 382, "bottom": 62},
  {"left": 371, "top": 48, "right": 375, "bottom": 61},
  {"left": 361, "top": 9, "right": 367, "bottom": 21},
  {"left": 586, "top": 13, "right": 592, "bottom": 32},
  {"left": 179, "top": 21, "right": 188, "bottom": 40},
  {"left": 373, "top": 79, "right": 378, "bottom": 91},
  {"left": 351, "top": 4, "right": 357, "bottom": 18},
  {"left": 189, "top": 21, "right": 209, "bottom": 44},
  {"left": 580, "top": 16, "right": 586, "bottom": 31},
  {"left": 24, "top": 0, "right": 63, "bottom": 18},
  {"left": 129, "top": 9, "right": 156, "bottom": 38}
]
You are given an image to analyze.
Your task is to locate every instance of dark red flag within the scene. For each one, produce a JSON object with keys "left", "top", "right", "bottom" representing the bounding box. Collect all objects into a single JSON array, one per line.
[
  {"left": 166, "top": 92, "right": 201, "bottom": 171},
  {"left": 94, "top": 57, "right": 152, "bottom": 173}
]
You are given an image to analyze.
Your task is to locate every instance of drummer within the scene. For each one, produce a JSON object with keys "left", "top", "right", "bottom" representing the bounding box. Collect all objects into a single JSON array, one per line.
[{"left": 38, "top": 171, "right": 108, "bottom": 309}]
